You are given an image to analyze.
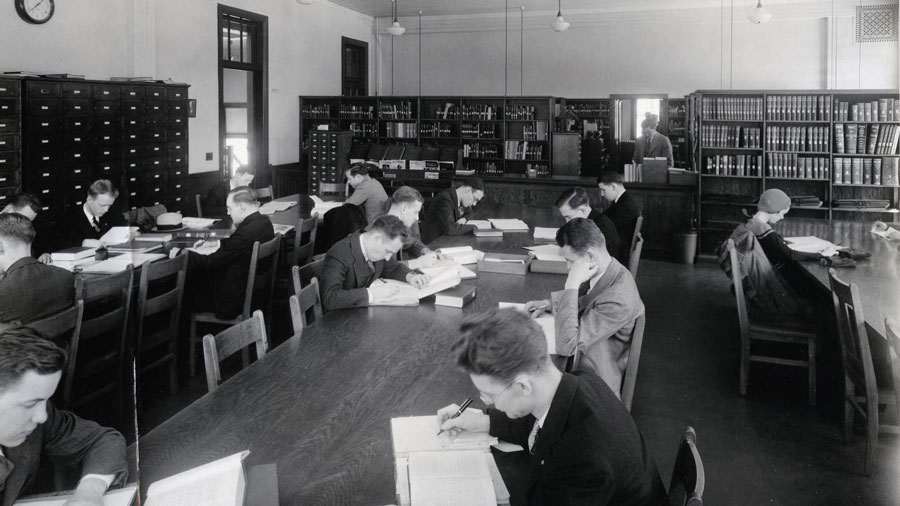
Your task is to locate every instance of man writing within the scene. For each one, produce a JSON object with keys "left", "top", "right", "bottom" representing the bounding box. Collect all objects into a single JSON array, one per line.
[
  {"left": 437, "top": 309, "right": 667, "bottom": 505},
  {"left": 0, "top": 328, "right": 127, "bottom": 506},
  {"left": 420, "top": 178, "right": 484, "bottom": 244}
]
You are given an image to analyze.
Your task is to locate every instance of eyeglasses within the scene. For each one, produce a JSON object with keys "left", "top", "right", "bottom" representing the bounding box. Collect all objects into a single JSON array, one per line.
[{"left": 478, "top": 377, "right": 518, "bottom": 405}]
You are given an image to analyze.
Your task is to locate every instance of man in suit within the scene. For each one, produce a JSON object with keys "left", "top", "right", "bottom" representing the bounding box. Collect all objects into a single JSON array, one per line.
[
  {"left": 420, "top": 178, "right": 484, "bottom": 244},
  {"left": 180, "top": 187, "right": 275, "bottom": 319},
  {"left": 344, "top": 162, "right": 389, "bottom": 226},
  {"left": 0, "top": 327, "right": 127, "bottom": 506},
  {"left": 377, "top": 186, "right": 438, "bottom": 267},
  {"left": 632, "top": 113, "right": 674, "bottom": 168},
  {"left": 1, "top": 194, "right": 41, "bottom": 221},
  {"left": 0, "top": 214, "right": 74, "bottom": 324},
  {"left": 555, "top": 187, "right": 624, "bottom": 264},
  {"left": 526, "top": 218, "right": 644, "bottom": 395},
  {"left": 321, "top": 215, "right": 428, "bottom": 311},
  {"left": 53, "top": 179, "right": 126, "bottom": 251},
  {"left": 598, "top": 171, "right": 642, "bottom": 263},
  {"left": 437, "top": 309, "right": 667, "bottom": 506},
  {"left": 203, "top": 166, "right": 255, "bottom": 218}
]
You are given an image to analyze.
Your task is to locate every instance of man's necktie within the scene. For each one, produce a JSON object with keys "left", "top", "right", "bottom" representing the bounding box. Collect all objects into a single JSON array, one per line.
[
  {"left": 644, "top": 134, "right": 652, "bottom": 158},
  {"left": 528, "top": 421, "right": 541, "bottom": 455},
  {"left": 367, "top": 260, "right": 375, "bottom": 271},
  {"left": 92, "top": 216, "right": 100, "bottom": 232},
  {"left": 0, "top": 453, "right": 14, "bottom": 493}
]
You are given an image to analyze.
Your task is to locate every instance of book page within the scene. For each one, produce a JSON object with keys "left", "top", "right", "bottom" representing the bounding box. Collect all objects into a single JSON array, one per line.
[
  {"left": 145, "top": 451, "right": 248, "bottom": 506},
  {"left": 408, "top": 451, "right": 495, "bottom": 506},
  {"left": 258, "top": 201, "right": 296, "bottom": 215},
  {"left": 533, "top": 227, "right": 558, "bottom": 241},
  {"left": 524, "top": 244, "right": 565, "bottom": 262},
  {"left": 436, "top": 246, "right": 473, "bottom": 255},
  {"left": 488, "top": 219, "right": 529, "bottom": 231},
  {"left": 784, "top": 236, "right": 840, "bottom": 256},
  {"left": 466, "top": 220, "right": 492, "bottom": 230},
  {"left": 391, "top": 415, "right": 497, "bottom": 456},
  {"left": 100, "top": 226, "right": 138, "bottom": 245},
  {"left": 14, "top": 484, "right": 137, "bottom": 506},
  {"left": 375, "top": 271, "right": 462, "bottom": 300}
]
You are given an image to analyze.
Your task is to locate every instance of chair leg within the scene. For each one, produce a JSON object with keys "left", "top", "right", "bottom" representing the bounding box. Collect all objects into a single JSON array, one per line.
[
  {"left": 739, "top": 342, "right": 750, "bottom": 396},
  {"left": 865, "top": 394, "right": 879, "bottom": 476},
  {"left": 843, "top": 377, "right": 854, "bottom": 443},
  {"left": 808, "top": 339, "right": 817, "bottom": 406},
  {"left": 189, "top": 318, "right": 198, "bottom": 378}
]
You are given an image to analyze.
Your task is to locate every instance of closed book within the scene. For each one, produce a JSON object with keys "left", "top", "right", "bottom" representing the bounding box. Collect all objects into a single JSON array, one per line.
[
  {"left": 51, "top": 246, "right": 97, "bottom": 261},
  {"left": 856, "top": 125, "right": 866, "bottom": 153},
  {"left": 107, "top": 240, "right": 164, "bottom": 253},
  {"left": 851, "top": 158, "right": 862, "bottom": 184},
  {"left": 434, "top": 284, "right": 476, "bottom": 308},
  {"left": 867, "top": 124, "right": 879, "bottom": 154},
  {"left": 873, "top": 158, "right": 883, "bottom": 185},
  {"left": 473, "top": 228, "right": 503, "bottom": 237},
  {"left": 863, "top": 159, "right": 872, "bottom": 184},
  {"left": 890, "top": 125, "right": 900, "bottom": 154},
  {"left": 884, "top": 158, "right": 899, "bottom": 186},
  {"left": 879, "top": 99, "right": 889, "bottom": 122},
  {"left": 834, "top": 123, "right": 845, "bottom": 154}
]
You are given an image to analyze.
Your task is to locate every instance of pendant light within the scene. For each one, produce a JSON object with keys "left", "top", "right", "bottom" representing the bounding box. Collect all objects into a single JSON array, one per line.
[
  {"left": 747, "top": 0, "right": 772, "bottom": 24},
  {"left": 549, "top": 0, "right": 570, "bottom": 32},
  {"left": 387, "top": 0, "right": 406, "bottom": 36}
]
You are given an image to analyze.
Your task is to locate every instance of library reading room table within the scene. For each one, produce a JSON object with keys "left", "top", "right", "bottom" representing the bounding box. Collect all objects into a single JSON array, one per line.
[{"left": 136, "top": 225, "right": 560, "bottom": 505}]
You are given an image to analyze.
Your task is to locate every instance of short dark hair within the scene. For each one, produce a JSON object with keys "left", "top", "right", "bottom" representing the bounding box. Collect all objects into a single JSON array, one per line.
[
  {"left": 556, "top": 217, "right": 605, "bottom": 254},
  {"left": 390, "top": 186, "right": 424, "bottom": 206},
  {"left": 234, "top": 166, "right": 256, "bottom": 177},
  {"left": 370, "top": 214, "right": 409, "bottom": 241},
  {"left": 346, "top": 162, "right": 377, "bottom": 177},
  {"left": 555, "top": 187, "right": 591, "bottom": 209},
  {"left": 0, "top": 327, "right": 66, "bottom": 391},
  {"left": 87, "top": 179, "right": 119, "bottom": 199},
  {"left": 0, "top": 213, "right": 36, "bottom": 245},
  {"left": 453, "top": 309, "right": 548, "bottom": 382},
  {"left": 457, "top": 178, "right": 485, "bottom": 192},
  {"left": 598, "top": 171, "right": 624, "bottom": 186},
  {"left": 7, "top": 194, "right": 41, "bottom": 215},
  {"left": 228, "top": 186, "right": 259, "bottom": 206}
]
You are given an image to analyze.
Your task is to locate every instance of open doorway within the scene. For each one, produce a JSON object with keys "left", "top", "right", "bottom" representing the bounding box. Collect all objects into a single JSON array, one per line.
[{"left": 611, "top": 94, "right": 666, "bottom": 173}]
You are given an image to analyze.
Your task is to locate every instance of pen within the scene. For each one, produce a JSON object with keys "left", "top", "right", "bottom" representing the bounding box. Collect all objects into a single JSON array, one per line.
[{"left": 437, "top": 398, "right": 474, "bottom": 436}]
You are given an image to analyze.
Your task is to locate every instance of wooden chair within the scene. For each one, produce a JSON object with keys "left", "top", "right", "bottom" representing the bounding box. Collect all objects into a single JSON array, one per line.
[
  {"left": 289, "top": 277, "right": 323, "bottom": 337},
  {"left": 195, "top": 194, "right": 203, "bottom": 218},
  {"left": 202, "top": 310, "right": 269, "bottom": 393},
  {"left": 726, "top": 239, "right": 817, "bottom": 405},
  {"left": 293, "top": 215, "right": 318, "bottom": 267},
  {"left": 135, "top": 254, "right": 187, "bottom": 395},
  {"left": 27, "top": 302, "right": 83, "bottom": 347},
  {"left": 255, "top": 184, "right": 274, "bottom": 202},
  {"left": 296, "top": 259, "right": 325, "bottom": 291},
  {"left": 829, "top": 269, "right": 899, "bottom": 475},
  {"left": 188, "top": 236, "right": 281, "bottom": 376},
  {"left": 570, "top": 313, "right": 645, "bottom": 412},
  {"left": 668, "top": 426, "right": 705, "bottom": 506},
  {"left": 630, "top": 214, "right": 644, "bottom": 254},
  {"left": 69, "top": 266, "right": 134, "bottom": 420},
  {"left": 628, "top": 232, "right": 644, "bottom": 277}
]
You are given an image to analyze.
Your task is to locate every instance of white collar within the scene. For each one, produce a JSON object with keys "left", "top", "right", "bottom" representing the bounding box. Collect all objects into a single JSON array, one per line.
[
  {"left": 358, "top": 233, "right": 372, "bottom": 263},
  {"left": 588, "top": 263, "right": 610, "bottom": 291},
  {"left": 83, "top": 203, "right": 98, "bottom": 224}
]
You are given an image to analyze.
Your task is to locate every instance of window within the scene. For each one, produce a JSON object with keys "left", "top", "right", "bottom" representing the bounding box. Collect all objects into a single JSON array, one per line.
[{"left": 342, "top": 37, "right": 368, "bottom": 97}]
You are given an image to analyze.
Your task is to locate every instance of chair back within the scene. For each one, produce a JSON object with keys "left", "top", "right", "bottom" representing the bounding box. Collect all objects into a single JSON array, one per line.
[
  {"left": 620, "top": 313, "right": 646, "bottom": 412},
  {"left": 135, "top": 254, "right": 187, "bottom": 376},
  {"left": 726, "top": 239, "right": 751, "bottom": 342},
  {"left": 316, "top": 203, "right": 366, "bottom": 254},
  {"left": 298, "top": 259, "right": 325, "bottom": 290},
  {"left": 202, "top": 310, "right": 268, "bottom": 393},
  {"left": 237, "top": 236, "right": 281, "bottom": 320},
  {"left": 630, "top": 214, "right": 644, "bottom": 253},
  {"left": 628, "top": 232, "right": 644, "bottom": 277},
  {"left": 27, "top": 302, "right": 83, "bottom": 347},
  {"left": 290, "top": 277, "right": 323, "bottom": 337},
  {"left": 195, "top": 194, "right": 203, "bottom": 218},
  {"left": 668, "top": 426, "right": 705, "bottom": 506},
  {"left": 293, "top": 215, "right": 318, "bottom": 267},
  {"left": 255, "top": 185, "right": 274, "bottom": 202},
  {"left": 884, "top": 317, "right": 900, "bottom": 411},
  {"left": 829, "top": 269, "right": 877, "bottom": 404}
]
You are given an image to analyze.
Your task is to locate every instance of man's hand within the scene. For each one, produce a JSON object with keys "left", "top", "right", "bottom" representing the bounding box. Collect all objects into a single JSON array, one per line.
[
  {"left": 524, "top": 299, "right": 552, "bottom": 318},
  {"left": 456, "top": 217, "right": 468, "bottom": 225},
  {"left": 415, "top": 252, "right": 439, "bottom": 268},
  {"left": 437, "top": 404, "right": 490, "bottom": 437},
  {"left": 565, "top": 260, "right": 599, "bottom": 290},
  {"left": 406, "top": 272, "right": 429, "bottom": 289},
  {"left": 370, "top": 281, "right": 401, "bottom": 300},
  {"left": 168, "top": 247, "right": 182, "bottom": 259},
  {"left": 63, "top": 477, "right": 108, "bottom": 506},
  {"left": 37, "top": 253, "right": 53, "bottom": 264}
]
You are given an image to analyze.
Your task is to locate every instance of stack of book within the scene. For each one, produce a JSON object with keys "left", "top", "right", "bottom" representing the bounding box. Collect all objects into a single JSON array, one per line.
[
  {"left": 834, "top": 99, "right": 900, "bottom": 122},
  {"left": 833, "top": 157, "right": 898, "bottom": 185},
  {"left": 789, "top": 195, "right": 823, "bottom": 208},
  {"left": 50, "top": 247, "right": 97, "bottom": 271}
]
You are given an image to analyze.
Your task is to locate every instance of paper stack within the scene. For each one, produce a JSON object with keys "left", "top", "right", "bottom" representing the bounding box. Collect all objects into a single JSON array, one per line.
[
  {"left": 488, "top": 218, "right": 529, "bottom": 232},
  {"left": 435, "top": 246, "right": 485, "bottom": 265},
  {"left": 533, "top": 227, "right": 558, "bottom": 241}
]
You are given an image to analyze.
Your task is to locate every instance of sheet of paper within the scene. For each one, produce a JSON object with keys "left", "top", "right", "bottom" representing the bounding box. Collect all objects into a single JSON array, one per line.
[
  {"left": 273, "top": 224, "right": 295, "bottom": 235},
  {"left": 259, "top": 200, "right": 296, "bottom": 215},
  {"left": 373, "top": 268, "right": 462, "bottom": 301},
  {"left": 145, "top": 451, "right": 248, "bottom": 506},
  {"left": 181, "top": 217, "right": 218, "bottom": 229},
  {"left": 524, "top": 244, "right": 566, "bottom": 262},
  {"left": 79, "top": 253, "right": 166, "bottom": 273},
  {"left": 408, "top": 451, "right": 496, "bottom": 506},
  {"left": 498, "top": 302, "right": 556, "bottom": 354},
  {"left": 466, "top": 220, "right": 492, "bottom": 230},
  {"left": 100, "top": 226, "right": 138, "bottom": 245},
  {"left": 14, "top": 484, "right": 137, "bottom": 506},
  {"left": 491, "top": 441, "right": 526, "bottom": 453},
  {"left": 436, "top": 247, "right": 484, "bottom": 265},
  {"left": 533, "top": 227, "right": 558, "bottom": 240},
  {"left": 784, "top": 236, "right": 840, "bottom": 257},
  {"left": 871, "top": 221, "right": 900, "bottom": 240},
  {"left": 488, "top": 218, "right": 529, "bottom": 231},
  {"left": 391, "top": 415, "right": 497, "bottom": 456},
  {"left": 186, "top": 240, "right": 221, "bottom": 256}
]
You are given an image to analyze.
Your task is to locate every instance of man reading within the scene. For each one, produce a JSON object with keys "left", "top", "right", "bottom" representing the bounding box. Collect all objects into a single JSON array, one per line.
[
  {"left": 53, "top": 179, "right": 127, "bottom": 250},
  {"left": 420, "top": 178, "right": 484, "bottom": 244},
  {"left": 556, "top": 187, "right": 624, "bottom": 264}
]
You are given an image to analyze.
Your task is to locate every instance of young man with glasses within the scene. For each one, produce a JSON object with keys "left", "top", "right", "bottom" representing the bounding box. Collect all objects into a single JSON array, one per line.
[
  {"left": 420, "top": 178, "right": 484, "bottom": 244},
  {"left": 437, "top": 308, "right": 667, "bottom": 506}
]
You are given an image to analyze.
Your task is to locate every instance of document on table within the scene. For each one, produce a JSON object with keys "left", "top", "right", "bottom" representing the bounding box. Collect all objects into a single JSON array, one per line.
[
  {"left": 181, "top": 217, "right": 218, "bottom": 229},
  {"left": 99, "top": 226, "right": 138, "bottom": 245},
  {"left": 144, "top": 451, "right": 249, "bottom": 506},
  {"left": 79, "top": 253, "right": 167, "bottom": 273},
  {"left": 524, "top": 244, "right": 566, "bottom": 262},
  {"left": 498, "top": 302, "right": 557, "bottom": 354},
  {"left": 186, "top": 240, "right": 221, "bottom": 256},
  {"left": 14, "top": 484, "right": 137, "bottom": 506},
  {"left": 259, "top": 200, "right": 296, "bottom": 215},
  {"left": 436, "top": 246, "right": 485, "bottom": 265},
  {"left": 533, "top": 227, "right": 558, "bottom": 240},
  {"left": 370, "top": 266, "right": 461, "bottom": 304},
  {"left": 465, "top": 220, "right": 492, "bottom": 230},
  {"left": 408, "top": 451, "right": 496, "bottom": 506},
  {"left": 272, "top": 223, "right": 295, "bottom": 235},
  {"left": 418, "top": 263, "right": 476, "bottom": 280},
  {"left": 784, "top": 236, "right": 840, "bottom": 257},
  {"left": 310, "top": 195, "right": 344, "bottom": 216},
  {"left": 488, "top": 218, "right": 529, "bottom": 231},
  {"left": 391, "top": 415, "right": 497, "bottom": 457}
]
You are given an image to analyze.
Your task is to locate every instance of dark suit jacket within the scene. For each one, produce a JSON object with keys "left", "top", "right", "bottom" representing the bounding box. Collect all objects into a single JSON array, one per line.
[
  {"left": 203, "top": 182, "right": 230, "bottom": 218},
  {"left": 53, "top": 206, "right": 127, "bottom": 251},
  {"left": 588, "top": 209, "right": 624, "bottom": 264},
  {"left": 188, "top": 211, "right": 275, "bottom": 319},
  {"left": 488, "top": 372, "right": 667, "bottom": 506},
  {"left": 320, "top": 231, "right": 412, "bottom": 311},
  {"left": 2, "top": 402, "right": 127, "bottom": 506},
  {"left": 420, "top": 189, "right": 476, "bottom": 244},
  {"left": 604, "top": 191, "right": 642, "bottom": 263},
  {"left": 633, "top": 132, "right": 674, "bottom": 168},
  {"left": 0, "top": 257, "right": 75, "bottom": 324},
  {"left": 315, "top": 204, "right": 367, "bottom": 255}
]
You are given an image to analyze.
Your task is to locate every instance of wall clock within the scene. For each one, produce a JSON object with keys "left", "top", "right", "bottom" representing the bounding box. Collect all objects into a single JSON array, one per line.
[{"left": 16, "top": 0, "right": 55, "bottom": 24}]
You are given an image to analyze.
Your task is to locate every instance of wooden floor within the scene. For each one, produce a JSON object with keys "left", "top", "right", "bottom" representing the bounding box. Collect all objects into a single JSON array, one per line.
[{"left": 138, "top": 258, "right": 900, "bottom": 505}]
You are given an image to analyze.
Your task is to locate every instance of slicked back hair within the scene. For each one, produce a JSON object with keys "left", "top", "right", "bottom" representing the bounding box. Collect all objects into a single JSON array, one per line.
[
  {"left": 598, "top": 171, "right": 624, "bottom": 186},
  {"left": 457, "top": 178, "right": 485, "bottom": 192},
  {"left": 390, "top": 186, "right": 424, "bottom": 206},
  {"left": 555, "top": 217, "right": 606, "bottom": 255},
  {"left": 7, "top": 194, "right": 41, "bottom": 215},
  {"left": 555, "top": 187, "right": 591, "bottom": 209},
  {"left": 87, "top": 179, "right": 119, "bottom": 199},
  {"left": 453, "top": 308, "right": 548, "bottom": 382},
  {"left": 0, "top": 212, "right": 36, "bottom": 245},
  {"left": 370, "top": 214, "right": 409, "bottom": 241},
  {"left": 347, "top": 162, "right": 377, "bottom": 178},
  {"left": 0, "top": 327, "right": 66, "bottom": 392}
]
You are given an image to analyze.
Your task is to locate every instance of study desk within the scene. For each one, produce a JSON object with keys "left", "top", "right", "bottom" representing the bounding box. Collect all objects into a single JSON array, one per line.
[
  {"left": 775, "top": 218, "right": 900, "bottom": 337},
  {"left": 136, "top": 231, "right": 564, "bottom": 505}
]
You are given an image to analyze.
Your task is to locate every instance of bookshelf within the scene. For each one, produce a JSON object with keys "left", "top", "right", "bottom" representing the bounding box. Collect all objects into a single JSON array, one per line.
[
  {"left": 666, "top": 98, "right": 689, "bottom": 168},
  {"left": 693, "top": 89, "right": 900, "bottom": 253},
  {"left": 560, "top": 98, "right": 611, "bottom": 176}
]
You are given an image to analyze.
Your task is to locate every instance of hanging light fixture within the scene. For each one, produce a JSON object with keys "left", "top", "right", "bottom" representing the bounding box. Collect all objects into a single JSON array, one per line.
[
  {"left": 387, "top": 0, "right": 406, "bottom": 36},
  {"left": 747, "top": 0, "right": 772, "bottom": 24},
  {"left": 549, "top": 0, "right": 570, "bottom": 32}
]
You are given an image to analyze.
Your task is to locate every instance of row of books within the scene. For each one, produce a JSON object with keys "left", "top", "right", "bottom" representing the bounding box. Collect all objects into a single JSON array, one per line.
[
  {"left": 379, "top": 101, "right": 415, "bottom": 119},
  {"left": 766, "top": 154, "right": 830, "bottom": 180},
  {"left": 835, "top": 123, "right": 900, "bottom": 155},
  {"left": 766, "top": 95, "right": 831, "bottom": 121},
  {"left": 566, "top": 102, "right": 610, "bottom": 116},
  {"left": 463, "top": 142, "right": 501, "bottom": 159},
  {"left": 834, "top": 99, "right": 900, "bottom": 122},
  {"left": 766, "top": 126, "right": 830, "bottom": 152},
  {"left": 703, "top": 154, "right": 763, "bottom": 176},
  {"left": 701, "top": 125, "right": 762, "bottom": 148},
  {"left": 789, "top": 195, "right": 823, "bottom": 207},
  {"left": 419, "top": 122, "right": 454, "bottom": 138},
  {"left": 348, "top": 122, "right": 377, "bottom": 137},
  {"left": 466, "top": 161, "right": 502, "bottom": 174},
  {"left": 506, "top": 105, "right": 539, "bottom": 120},
  {"left": 383, "top": 122, "right": 418, "bottom": 138},
  {"left": 301, "top": 104, "right": 331, "bottom": 118},
  {"left": 461, "top": 104, "right": 499, "bottom": 120},
  {"left": 702, "top": 96, "right": 764, "bottom": 120},
  {"left": 505, "top": 141, "right": 544, "bottom": 160},
  {"left": 338, "top": 104, "right": 375, "bottom": 119},
  {"left": 833, "top": 157, "right": 899, "bottom": 186},
  {"left": 461, "top": 123, "right": 498, "bottom": 138},
  {"left": 833, "top": 199, "right": 892, "bottom": 209},
  {"left": 426, "top": 103, "right": 458, "bottom": 120},
  {"left": 520, "top": 123, "right": 548, "bottom": 141}
]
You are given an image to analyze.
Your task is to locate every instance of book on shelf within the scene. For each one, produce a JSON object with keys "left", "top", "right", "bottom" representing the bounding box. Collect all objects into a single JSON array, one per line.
[
  {"left": 884, "top": 158, "right": 899, "bottom": 185},
  {"left": 874, "top": 158, "right": 883, "bottom": 185},
  {"left": 434, "top": 283, "right": 477, "bottom": 308},
  {"left": 110, "top": 76, "right": 155, "bottom": 82}
]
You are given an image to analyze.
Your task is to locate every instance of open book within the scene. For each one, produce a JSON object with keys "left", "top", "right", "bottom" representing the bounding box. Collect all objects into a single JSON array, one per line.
[
  {"left": 488, "top": 219, "right": 529, "bottom": 232},
  {"left": 14, "top": 484, "right": 137, "bottom": 506},
  {"left": 418, "top": 262, "right": 476, "bottom": 280},
  {"left": 144, "top": 451, "right": 249, "bottom": 506},
  {"left": 370, "top": 267, "right": 462, "bottom": 306},
  {"left": 465, "top": 220, "right": 492, "bottom": 230},
  {"left": 524, "top": 244, "right": 566, "bottom": 262},
  {"left": 100, "top": 226, "right": 139, "bottom": 245},
  {"left": 498, "top": 302, "right": 557, "bottom": 354},
  {"left": 435, "top": 246, "right": 485, "bottom": 265},
  {"left": 784, "top": 236, "right": 840, "bottom": 257},
  {"left": 258, "top": 200, "right": 296, "bottom": 215}
]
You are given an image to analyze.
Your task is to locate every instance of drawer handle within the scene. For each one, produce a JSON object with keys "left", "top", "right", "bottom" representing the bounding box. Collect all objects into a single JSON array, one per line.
[
  {"left": 0, "top": 178, "right": 6, "bottom": 182},
  {"left": 41, "top": 106, "right": 49, "bottom": 110},
  {"left": 74, "top": 105, "right": 82, "bottom": 110},
  {"left": 0, "top": 159, "right": 6, "bottom": 163},
  {"left": 74, "top": 122, "right": 81, "bottom": 126},
  {"left": 103, "top": 106, "right": 110, "bottom": 110},
  {"left": 104, "top": 136, "right": 111, "bottom": 141},
  {"left": 102, "top": 91, "right": 110, "bottom": 95},
  {"left": 42, "top": 172, "right": 49, "bottom": 177},
  {"left": 75, "top": 185, "right": 82, "bottom": 190},
  {"left": 103, "top": 151, "right": 109, "bottom": 155},
  {"left": 175, "top": 158, "right": 182, "bottom": 162},
  {"left": 128, "top": 92, "right": 136, "bottom": 96},
  {"left": 74, "top": 169, "right": 81, "bottom": 174},
  {"left": 41, "top": 156, "right": 49, "bottom": 161},
  {"left": 74, "top": 137, "right": 81, "bottom": 142},
  {"left": 153, "top": 161, "right": 160, "bottom": 165},
  {"left": 0, "top": 124, "right": 5, "bottom": 128},
  {"left": 0, "top": 88, "right": 5, "bottom": 92},
  {"left": 73, "top": 90, "right": 81, "bottom": 94},
  {"left": 73, "top": 154, "right": 81, "bottom": 158},
  {"left": 40, "top": 89, "right": 49, "bottom": 94},
  {"left": 41, "top": 122, "right": 49, "bottom": 127},
  {"left": 41, "top": 139, "right": 48, "bottom": 144}
]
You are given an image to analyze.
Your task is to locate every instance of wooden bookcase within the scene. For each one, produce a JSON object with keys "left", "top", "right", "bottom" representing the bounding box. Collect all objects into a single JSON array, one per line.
[
  {"left": 665, "top": 97, "right": 689, "bottom": 168},
  {"left": 694, "top": 89, "right": 900, "bottom": 253},
  {"left": 559, "top": 98, "right": 611, "bottom": 176}
]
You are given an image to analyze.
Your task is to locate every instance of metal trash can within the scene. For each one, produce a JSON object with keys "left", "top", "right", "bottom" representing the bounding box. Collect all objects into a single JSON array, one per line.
[{"left": 678, "top": 231, "right": 698, "bottom": 264}]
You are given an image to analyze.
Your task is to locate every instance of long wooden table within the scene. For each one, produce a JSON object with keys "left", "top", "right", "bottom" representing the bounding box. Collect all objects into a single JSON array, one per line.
[
  {"left": 136, "top": 230, "right": 565, "bottom": 505},
  {"left": 776, "top": 218, "right": 900, "bottom": 337}
]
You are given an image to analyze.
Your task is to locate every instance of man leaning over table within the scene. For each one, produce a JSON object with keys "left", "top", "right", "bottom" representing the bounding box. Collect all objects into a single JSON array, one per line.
[
  {"left": 0, "top": 327, "right": 127, "bottom": 506},
  {"left": 419, "top": 177, "right": 484, "bottom": 244},
  {"left": 436, "top": 308, "right": 667, "bottom": 506},
  {"left": 320, "top": 214, "right": 428, "bottom": 311},
  {"left": 374, "top": 186, "right": 440, "bottom": 267},
  {"left": 53, "top": 179, "right": 127, "bottom": 251},
  {"left": 525, "top": 218, "right": 644, "bottom": 397}
]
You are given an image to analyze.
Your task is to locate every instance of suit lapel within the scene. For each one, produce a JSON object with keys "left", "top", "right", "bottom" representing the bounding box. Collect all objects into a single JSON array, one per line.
[
  {"left": 3, "top": 431, "right": 40, "bottom": 505},
  {"left": 348, "top": 232, "right": 372, "bottom": 286},
  {"left": 526, "top": 374, "right": 579, "bottom": 490},
  {"left": 577, "top": 261, "right": 620, "bottom": 313},
  {"left": 449, "top": 190, "right": 462, "bottom": 220}
]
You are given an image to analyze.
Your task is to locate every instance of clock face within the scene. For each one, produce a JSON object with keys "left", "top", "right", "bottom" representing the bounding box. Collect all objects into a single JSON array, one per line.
[{"left": 16, "top": 0, "right": 55, "bottom": 24}]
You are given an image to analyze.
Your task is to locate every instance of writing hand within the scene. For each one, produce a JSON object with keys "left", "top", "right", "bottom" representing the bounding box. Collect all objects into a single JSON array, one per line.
[
  {"left": 416, "top": 252, "right": 439, "bottom": 267},
  {"left": 436, "top": 404, "right": 489, "bottom": 437},
  {"left": 406, "top": 273, "right": 429, "bottom": 289},
  {"left": 370, "top": 282, "right": 401, "bottom": 300},
  {"left": 565, "top": 260, "right": 599, "bottom": 290},
  {"left": 193, "top": 238, "right": 206, "bottom": 248},
  {"left": 524, "top": 299, "right": 551, "bottom": 318}
]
